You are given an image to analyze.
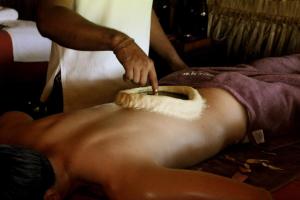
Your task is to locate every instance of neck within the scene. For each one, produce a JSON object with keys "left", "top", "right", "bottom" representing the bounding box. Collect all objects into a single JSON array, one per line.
[{"left": 49, "top": 156, "right": 76, "bottom": 198}]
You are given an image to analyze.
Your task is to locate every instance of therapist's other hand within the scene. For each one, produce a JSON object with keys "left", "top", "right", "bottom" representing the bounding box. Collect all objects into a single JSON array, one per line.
[{"left": 114, "top": 38, "right": 158, "bottom": 93}]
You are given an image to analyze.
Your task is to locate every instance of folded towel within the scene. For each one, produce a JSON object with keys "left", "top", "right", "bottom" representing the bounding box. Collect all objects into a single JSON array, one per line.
[
  {"left": 0, "top": 7, "right": 18, "bottom": 22},
  {"left": 3, "top": 20, "right": 51, "bottom": 62}
]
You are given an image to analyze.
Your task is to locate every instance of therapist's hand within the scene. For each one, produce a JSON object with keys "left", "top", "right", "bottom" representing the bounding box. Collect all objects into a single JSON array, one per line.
[{"left": 113, "top": 38, "right": 158, "bottom": 94}]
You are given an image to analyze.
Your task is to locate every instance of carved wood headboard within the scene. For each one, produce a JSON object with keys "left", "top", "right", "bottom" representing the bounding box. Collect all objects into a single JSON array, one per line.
[{"left": 207, "top": 0, "right": 300, "bottom": 61}]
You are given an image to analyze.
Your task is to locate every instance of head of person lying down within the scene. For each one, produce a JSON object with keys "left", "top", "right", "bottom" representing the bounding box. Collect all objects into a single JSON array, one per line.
[
  {"left": 0, "top": 145, "right": 55, "bottom": 200},
  {"left": 0, "top": 86, "right": 271, "bottom": 200}
]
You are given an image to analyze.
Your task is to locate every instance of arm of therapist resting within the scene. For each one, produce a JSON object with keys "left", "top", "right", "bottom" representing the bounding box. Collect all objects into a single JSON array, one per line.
[{"left": 150, "top": 10, "right": 188, "bottom": 72}]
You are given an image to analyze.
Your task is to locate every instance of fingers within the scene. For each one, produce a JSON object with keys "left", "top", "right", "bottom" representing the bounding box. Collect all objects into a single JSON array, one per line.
[
  {"left": 148, "top": 69, "right": 158, "bottom": 94},
  {"left": 139, "top": 68, "right": 148, "bottom": 86},
  {"left": 133, "top": 67, "right": 141, "bottom": 84},
  {"left": 114, "top": 41, "right": 158, "bottom": 90},
  {"left": 125, "top": 68, "right": 133, "bottom": 81},
  {"left": 123, "top": 64, "right": 158, "bottom": 90}
]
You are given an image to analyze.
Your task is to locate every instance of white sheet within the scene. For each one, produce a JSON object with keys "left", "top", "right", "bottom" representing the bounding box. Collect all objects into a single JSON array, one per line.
[
  {"left": 2, "top": 20, "right": 51, "bottom": 62},
  {"left": 0, "top": 7, "right": 18, "bottom": 22}
]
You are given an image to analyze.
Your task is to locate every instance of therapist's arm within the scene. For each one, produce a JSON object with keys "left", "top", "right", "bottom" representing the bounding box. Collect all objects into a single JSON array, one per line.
[
  {"left": 36, "top": 0, "right": 158, "bottom": 91},
  {"left": 37, "top": 0, "right": 125, "bottom": 50},
  {"left": 150, "top": 10, "right": 188, "bottom": 71}
]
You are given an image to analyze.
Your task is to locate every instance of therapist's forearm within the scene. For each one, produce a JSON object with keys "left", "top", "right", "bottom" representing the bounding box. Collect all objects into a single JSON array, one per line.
[
  {"left": 37, "top": 4, "right": 127, "bottom": 51},
  {"left": 37, "top": 1, "right": 159, "bottom": 91}
]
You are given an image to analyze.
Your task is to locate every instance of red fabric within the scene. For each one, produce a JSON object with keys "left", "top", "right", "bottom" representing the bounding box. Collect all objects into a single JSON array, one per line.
[{"left": 0, "top": 30, "right": 13, "bottom": 65}]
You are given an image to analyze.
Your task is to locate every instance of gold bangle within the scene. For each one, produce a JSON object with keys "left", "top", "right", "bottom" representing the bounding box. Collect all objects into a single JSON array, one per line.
[{"left": 113, "top": 37, "right": 135, "bottom": 54}]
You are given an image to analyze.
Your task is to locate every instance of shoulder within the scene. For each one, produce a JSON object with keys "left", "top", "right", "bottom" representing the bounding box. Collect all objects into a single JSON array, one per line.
[
  {"left": 0, "top": 111, "right": 33, "bottom": 127},
  {"left": 0, "top": 111, "right": 33, "bottom": 142}
]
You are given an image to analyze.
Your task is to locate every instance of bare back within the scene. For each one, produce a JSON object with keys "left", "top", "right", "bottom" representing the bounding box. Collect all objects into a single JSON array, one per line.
[
  {"left": 1, "top": 88, "right": 271, "bottom": 200},
  {"left": 0, "top": 88, "right": 246, "bottom": 175}
]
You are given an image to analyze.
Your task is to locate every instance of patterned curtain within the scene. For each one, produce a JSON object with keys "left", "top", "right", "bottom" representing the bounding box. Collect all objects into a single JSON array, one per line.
[{"left": 207, "top": 0, "right": 300, "bottom": 61}]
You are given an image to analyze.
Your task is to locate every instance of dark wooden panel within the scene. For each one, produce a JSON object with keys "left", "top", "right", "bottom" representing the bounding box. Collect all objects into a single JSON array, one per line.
[{"left": 0, "top": 0, "right": 39, "bottom": 20}]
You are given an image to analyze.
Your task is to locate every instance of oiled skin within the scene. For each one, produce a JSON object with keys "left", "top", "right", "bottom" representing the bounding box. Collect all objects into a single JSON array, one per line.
[{"left": 0, "top": 88, "right": 272, "bottom": 200}]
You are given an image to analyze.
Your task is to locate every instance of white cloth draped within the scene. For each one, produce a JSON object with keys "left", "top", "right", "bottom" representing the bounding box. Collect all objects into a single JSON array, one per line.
[{"left": 207, "top": 0, "right": 300, "bottom": 61}]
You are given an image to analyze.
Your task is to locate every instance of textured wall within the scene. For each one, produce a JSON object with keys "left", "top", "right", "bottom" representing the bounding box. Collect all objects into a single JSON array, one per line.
[{"left": 208, "top": 0, "right": 300, "bottom": 61}]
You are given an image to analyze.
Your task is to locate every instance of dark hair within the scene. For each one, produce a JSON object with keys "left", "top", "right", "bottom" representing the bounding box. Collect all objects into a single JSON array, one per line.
[{"left": 0, "top": 144, "right": 55, "bottom": 200}]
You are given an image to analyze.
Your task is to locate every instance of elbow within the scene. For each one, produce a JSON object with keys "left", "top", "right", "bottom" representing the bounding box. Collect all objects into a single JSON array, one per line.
[
  {"left": 36, "top": 23, "right": 49, "bottom": 38},
  {"left": 36, "top": 19, "right": 48, "bottom": 38},
  {"left": 36, "top": 6, "right": 52, "bottom": 38}
]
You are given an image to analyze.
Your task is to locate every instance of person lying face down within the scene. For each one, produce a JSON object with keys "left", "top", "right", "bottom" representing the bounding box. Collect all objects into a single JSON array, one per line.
[{"left": 0, "top": 85, "right": 272, "bottom": 200}]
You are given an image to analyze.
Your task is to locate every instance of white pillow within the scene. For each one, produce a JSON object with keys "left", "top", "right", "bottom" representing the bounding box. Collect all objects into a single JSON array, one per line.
[{"left": 0, "top": 7, "right": 18, "bottom": 22}]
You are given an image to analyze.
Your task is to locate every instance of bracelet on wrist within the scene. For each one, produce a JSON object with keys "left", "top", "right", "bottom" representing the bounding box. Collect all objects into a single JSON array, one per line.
[{"left": 113, "top": 37, "right": 135, "bottom": 54}]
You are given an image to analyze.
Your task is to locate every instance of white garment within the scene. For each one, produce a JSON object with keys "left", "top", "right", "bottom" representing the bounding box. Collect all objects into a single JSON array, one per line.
[{"left": 41, "top": 0, "right": 153, "bottom": 111}]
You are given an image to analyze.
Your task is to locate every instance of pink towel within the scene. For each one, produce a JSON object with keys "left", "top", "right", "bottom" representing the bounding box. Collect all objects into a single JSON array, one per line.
[{"left": 160, "top": 54, "right": 300, "bottom": 143}]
